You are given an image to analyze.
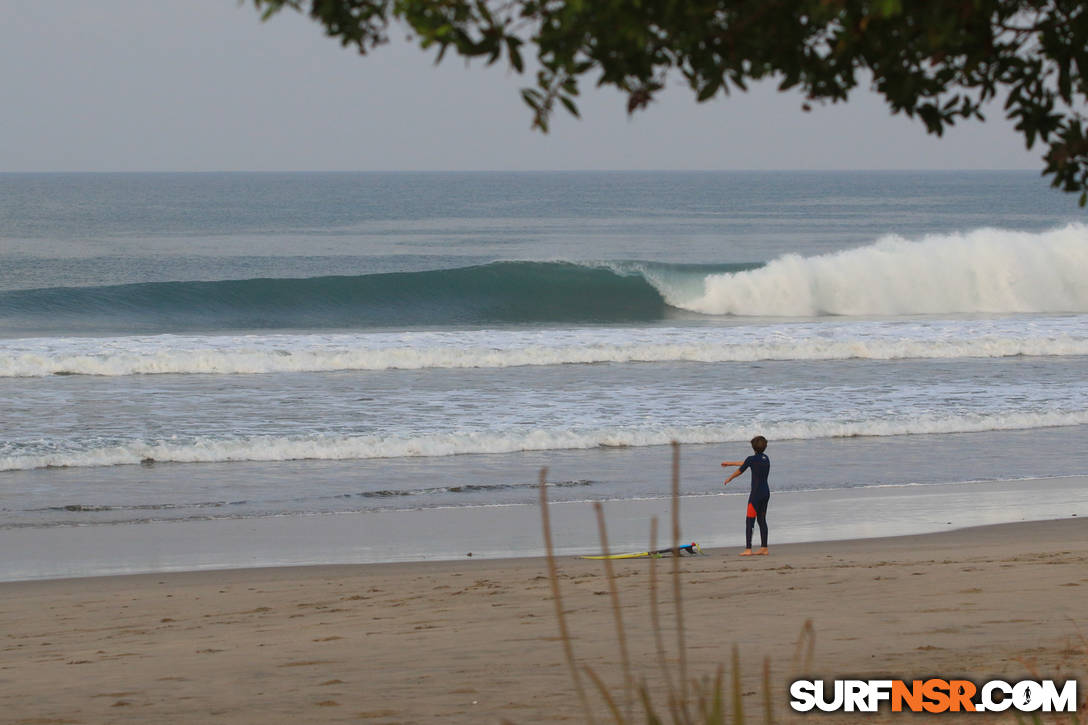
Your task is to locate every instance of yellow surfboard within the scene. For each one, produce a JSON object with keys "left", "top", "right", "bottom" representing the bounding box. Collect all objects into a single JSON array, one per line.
[{"left": 580, "top": 542, "right": 702, "bottom": 560}]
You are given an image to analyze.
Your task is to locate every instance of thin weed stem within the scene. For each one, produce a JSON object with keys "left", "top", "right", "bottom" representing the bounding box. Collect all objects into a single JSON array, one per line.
[
  {"left": 648, "top": 516, "right": 680, "bottom": 717},
  {"left": 585, "top": 666, "right": 625, "bottom": 725},
  {"left": 792, "top": 618, "right": 815, "bottom": 676},
  {"left": 539, "top": 468, "right": 595, "bottom": 724},
  {"left": 731, "top": 645, "right": 744, "bottom": 725},
  {"left": 671, "top": 441, "right": 690, "bottom": 717},
  {"left": 593, "top": 501, "right": 634, "bottom": 719}
]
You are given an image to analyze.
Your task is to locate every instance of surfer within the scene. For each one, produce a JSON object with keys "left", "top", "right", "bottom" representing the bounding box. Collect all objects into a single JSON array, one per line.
[{"left": 722, "top": 435, "right": 770, "bottom": 556}]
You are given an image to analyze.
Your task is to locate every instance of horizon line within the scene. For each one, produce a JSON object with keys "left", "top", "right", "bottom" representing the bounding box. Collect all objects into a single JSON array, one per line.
[{"left": 0, "top": 168, "right": 1041, "bottom": 175}]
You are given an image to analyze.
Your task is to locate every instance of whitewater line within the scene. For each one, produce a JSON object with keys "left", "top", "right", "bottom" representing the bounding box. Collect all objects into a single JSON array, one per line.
[
  {"left": 1, "top": 327, "right": 1086, "bottom": 376},
  {"left": 3, "top": 410, "right": 1086, "bottom": 471},
  {"left": 670, "top": 225, "right": 1088, "bottom": 316}
]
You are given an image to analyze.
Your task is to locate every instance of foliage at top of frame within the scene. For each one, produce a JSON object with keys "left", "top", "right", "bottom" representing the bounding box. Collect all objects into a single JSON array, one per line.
[{"left": 255, "top": 0, "right": 1088, "bottom": 204}]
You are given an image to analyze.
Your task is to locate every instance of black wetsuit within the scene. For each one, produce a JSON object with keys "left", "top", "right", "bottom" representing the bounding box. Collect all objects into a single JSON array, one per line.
[{"left": 739, "top": 453, "right": 770, "bottom": 549}]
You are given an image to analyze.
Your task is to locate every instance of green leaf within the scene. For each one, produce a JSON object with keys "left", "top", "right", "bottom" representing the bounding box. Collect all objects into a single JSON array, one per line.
[
  {"left": 507, "top": 37, "right": 524, "bottom": 73},
  {"left": 559, "top": 95, "right": 581, "bottom": 118},
  {"left": 697, "top": 81, "right": 718, "bottom": 102}
]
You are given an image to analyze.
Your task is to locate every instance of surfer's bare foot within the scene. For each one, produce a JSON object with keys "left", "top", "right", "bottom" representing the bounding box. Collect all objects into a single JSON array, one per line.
[
  {"left": 739, "top": 549, "right": 753, "bottom": 556},
  {"left": 756, "top": 547, "right": 769, "bottom": 556}
]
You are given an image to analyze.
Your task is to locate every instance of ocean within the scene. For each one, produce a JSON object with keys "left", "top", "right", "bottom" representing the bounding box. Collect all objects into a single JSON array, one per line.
[{"left": 1, "top": 171, "right": 1086, "bottom": 573}]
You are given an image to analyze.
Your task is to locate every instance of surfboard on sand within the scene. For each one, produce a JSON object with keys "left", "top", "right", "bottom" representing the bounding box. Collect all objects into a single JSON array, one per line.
[{"left": 579, "top": 542, "right": 704, "bottom": 560}]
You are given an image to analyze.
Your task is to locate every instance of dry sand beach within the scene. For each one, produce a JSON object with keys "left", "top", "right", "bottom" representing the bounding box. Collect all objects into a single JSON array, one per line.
[{"left": 2, "top": 516, "right": 1086, "bottom": 724}]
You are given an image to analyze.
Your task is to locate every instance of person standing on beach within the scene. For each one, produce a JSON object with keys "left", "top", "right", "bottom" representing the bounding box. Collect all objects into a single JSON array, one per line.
[{"left": 722, "top": 436, "right": 770, "bottom": 556}]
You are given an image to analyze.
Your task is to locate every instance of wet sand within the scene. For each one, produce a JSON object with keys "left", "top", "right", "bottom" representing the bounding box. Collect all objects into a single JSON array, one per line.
[
  {"left": 4, "top": 475, "right": 1087, "bottom": 581},
  {"left": 2, "top": 517, "right": 1086, "bottom": 723}
]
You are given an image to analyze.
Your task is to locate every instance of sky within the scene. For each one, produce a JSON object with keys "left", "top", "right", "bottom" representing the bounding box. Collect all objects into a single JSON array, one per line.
[{"left": 0, "top": 0, "right": 1044, "bottom": 173}]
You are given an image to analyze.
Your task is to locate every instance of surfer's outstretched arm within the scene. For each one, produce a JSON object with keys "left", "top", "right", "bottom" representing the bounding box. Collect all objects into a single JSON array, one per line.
[
  {"left": 721, "top": 461, "right": 744, "bottom": 467},
  {"left": 723, "top": 468, "right": 743, "bottom": 486}
]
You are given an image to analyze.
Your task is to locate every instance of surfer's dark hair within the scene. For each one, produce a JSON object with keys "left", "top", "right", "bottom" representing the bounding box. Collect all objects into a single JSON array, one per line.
[{"left": 751, "top": 436, "right": 767, "bottom": 453}]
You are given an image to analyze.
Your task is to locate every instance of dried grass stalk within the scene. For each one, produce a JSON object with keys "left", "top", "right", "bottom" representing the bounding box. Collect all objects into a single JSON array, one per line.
[{"left": 539, "top": 467, "right": 595, "bottom": 724}]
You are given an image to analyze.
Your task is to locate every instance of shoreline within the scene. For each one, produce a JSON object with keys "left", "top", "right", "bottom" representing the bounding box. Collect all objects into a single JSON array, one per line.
[
  {"left": 2, "top": 517, "right": 1085, "bottom": 723},
  {"left": 3, "top": 513, "right": 1084, "bottom": 585},
  {"left": 1, "top": 475, "right": 1086, "bottom": 583}
]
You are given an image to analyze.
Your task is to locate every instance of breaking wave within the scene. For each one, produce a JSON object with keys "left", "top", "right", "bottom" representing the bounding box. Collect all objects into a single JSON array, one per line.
[
  {"left": 683, "top": 225, "right": 1088, "bottom": 316},
  {"left": 1, "top": 225, "right": 1084, "bottom": 334}
]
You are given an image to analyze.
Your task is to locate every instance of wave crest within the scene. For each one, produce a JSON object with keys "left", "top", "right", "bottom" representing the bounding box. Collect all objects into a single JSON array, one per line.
[{"left": 678, "top": 225, "right": 1088, "bottom": 316}]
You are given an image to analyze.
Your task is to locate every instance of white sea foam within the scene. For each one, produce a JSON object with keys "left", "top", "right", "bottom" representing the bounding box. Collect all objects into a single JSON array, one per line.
[
  {"left": 3, "top": 409, "right": 1086, "bottom": 471},
  {"left": 670, "top": 225, "right": 1088, "bottom": 316},
  {"left": 1, "top": 315, "right": 1085, "bottom": 376}
]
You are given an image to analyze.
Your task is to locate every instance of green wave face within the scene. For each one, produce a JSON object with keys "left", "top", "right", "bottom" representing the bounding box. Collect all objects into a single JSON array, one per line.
[{"left": 0, "top": 261, "right": 734, "bottom": 333}]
